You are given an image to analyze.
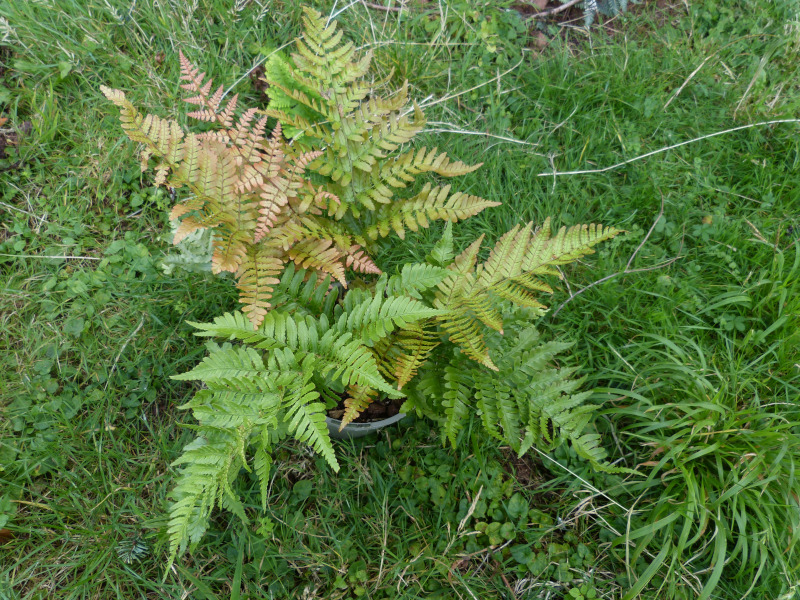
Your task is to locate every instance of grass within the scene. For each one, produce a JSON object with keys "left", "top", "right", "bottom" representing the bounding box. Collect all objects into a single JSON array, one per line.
[{"left": 1, "top": 0, "right": 799, "bottom": 598}]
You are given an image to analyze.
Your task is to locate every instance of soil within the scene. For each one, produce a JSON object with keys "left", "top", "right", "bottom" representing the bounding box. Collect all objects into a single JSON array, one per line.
[
  {"left": 249, "top": 64, "right": 270, "bottom": 104},
  {"left": 500, "top": 447, "right": 561, "bottom": 504},
  {"left": 327, "top": 396, "right": 403, "bottom": 423}
]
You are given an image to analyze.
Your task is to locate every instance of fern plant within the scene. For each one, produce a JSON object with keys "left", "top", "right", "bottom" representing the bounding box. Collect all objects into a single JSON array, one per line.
[
  {"left": 100, "top": 5, "right": 628, "bottom": 572},
  {"left": 165, "top": 219, "right": 628, "bottom": 569},
  {"left": 101, "top": 8, "right": 495, "bottom": 328}
]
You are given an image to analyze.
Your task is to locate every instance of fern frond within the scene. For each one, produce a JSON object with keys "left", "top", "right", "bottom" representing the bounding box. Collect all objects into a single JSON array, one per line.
[
  {"left": 427, "top": 222, "right": 455, "bottom": 267},
  {"left": 172, "top": 343, "right": 265, "bottom": 382},
  {"left": 283, "top": 379, "right": 339, "bottom": 470},
  {"left": 268, "top": 264, "right": 335, "bottom": 316},
  {"left": 432, "top": 247, "right": 480, "bottom": 310},
  {"left": 442, "top": 365, "right": 472, "bottom": 447},
  {"left": 522, "top": 218, "right": 621, "bottom": 275},
  {"left": 385, "top": 263, "right": 450, "bottom": 299},
  {"left": 187, "top": 312, "right": 395, "bottom": 398},
  {"left": 187, "top": 311, "right": 267, "bottom": 342},
  {"left": 474, "top": 375, "right": 506, "bottom": 441},
  {"left": 340, "top": 385, "right": 378, "bottom": 430},
  {"left": 437, "top": 308, "right": 496, "bottom": 370},
  {"left": 101, "top": 87, "right": 186, "bottom": 164},
  {"left": 172, "top": 215, "right": 206, "bottom": 245},
  {"left": 253, "top": 445, "right": 272, "bottom": 511},
  {"left": 391, "top": 323, "right": 440, "bottom": 390},
  {"left": 288, "top": 238, "right": 346, "bottom": 285},
  {"left": 345, "top": 245, "right": 381, "bottom": 274},
  {"left": 474, "top": 224, "right": 532, "bottom": 290},
  {"left": 336, "top": 293, "right": 442, "bottom": 345},
  {"left": 364, "top": 183, "right": 500, "bottom": 240},
  {"left": 236, "top": 246, "right": 284, "bottom": 328},
  {"left": 166, "top": 431, "right": 240, "bottom": 571},
  {"left": 211, "top": 228, "right": 250, "bottom": 274}
]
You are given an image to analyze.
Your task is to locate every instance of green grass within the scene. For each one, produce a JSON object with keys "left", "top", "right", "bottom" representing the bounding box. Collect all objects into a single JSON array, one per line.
[{"left": 2, "top": 0, "right": 800, "bottom": 598}]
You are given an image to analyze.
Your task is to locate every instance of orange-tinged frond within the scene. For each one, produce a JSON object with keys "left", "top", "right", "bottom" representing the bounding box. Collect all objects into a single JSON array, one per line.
[
  {"left": 218, "top": 94, "right": 238, "bottom": 129},
  {"left": 339, "top": 386, "right": 377, "bottom": 430},
  {"left": 212, "top": 230, "right": 249, "bottom": 274},
  {"left": 172, "top": 216, "right": 205, "bottom": 244},
  {"left": 169, "top": 195, "right": 204, "bottom": 220},
  {"left": 288, "top": 239, "right": 346, "bottom": 285},
  {"left": 345, "top": 245, "right": 380, "bottom": 275}
]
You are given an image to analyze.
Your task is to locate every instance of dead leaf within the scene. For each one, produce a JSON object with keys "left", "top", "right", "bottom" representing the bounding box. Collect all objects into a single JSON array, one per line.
[{"left": 531, "top": 32, "right": 550, "bottom": 51}]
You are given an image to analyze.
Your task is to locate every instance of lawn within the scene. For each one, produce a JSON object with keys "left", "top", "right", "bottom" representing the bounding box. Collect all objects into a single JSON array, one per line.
[{"left": 1, "top": 1, "right": 799, "bottom": 599}]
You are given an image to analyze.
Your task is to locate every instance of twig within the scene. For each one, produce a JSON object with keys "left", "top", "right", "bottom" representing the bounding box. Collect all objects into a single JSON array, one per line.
[
  {"left": 548, "top": 194, "right": 683, "bottom": 318},
  {"left": 419, "top": 56, "right": 524, "bottom": 110},
  {"left": 362, "top": 0, "right": 404, "bottom": 12},
  {"left": 664, "top": 35, "right": 763, "bottom": 110},
  {"left": 105, "top": 316, "right": 146, "bottom": 392},
  {"left": 528, "top": 447, "right": 633, "bottom": 514},
  {"left": 527, "top": 0, "right": 583, "bottom": 20},
  {"left": 423, "top": 122, "right": 543, "bottom": 151},
  {"left": 220, "top": 39, "right": 295, "bottom": 102},
  {"left": 0, "top": 201, "right": 40, "bottom": 219},
  {"left": 663, "top": 54, "right": 715, "bottom": 110},
  {"left": 536, "top": 119, "right": 800, "bottom": 178}
]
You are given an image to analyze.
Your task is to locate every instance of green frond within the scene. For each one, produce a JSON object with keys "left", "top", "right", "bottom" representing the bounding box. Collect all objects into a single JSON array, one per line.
[
  {"left": 335, "top": 293, "right": 442, "bottom": 345},
  {"left": 269, "top": 264, "right": 336, "bottom": 317},
  {"left": 385, "top": 263, "right": 451, "bottom": 299},
  {"left": 187, "top": 311, "right": 273, "bottom": 343},
  {"left": 171, "top": 343, "right": 265, "bottom": 383},
  {"left": 436, "top": 309, "right": 496, "bottom": 370},
  {"left": 283, "top": 379, "right": 339, "bottom": 471},
  {"left": 442, "top": 366, "right": 472, "bottom": 447},
  {"left": 426, "top": 222, "right": 455, "bottom": 267},
  {"left": 166, "top": 426, "right": 249, "bottom": 572},
  {"left": 253, "top": 445, "right": 272, "bottom": 511},
  {"left": 474, "top": 375, "right": 506, "bottom": 441}
]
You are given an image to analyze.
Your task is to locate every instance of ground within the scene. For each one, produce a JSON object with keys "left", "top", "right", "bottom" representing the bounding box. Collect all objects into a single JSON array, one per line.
[{"left": 1, "top": 1, "right": 799, "bottom": 599}]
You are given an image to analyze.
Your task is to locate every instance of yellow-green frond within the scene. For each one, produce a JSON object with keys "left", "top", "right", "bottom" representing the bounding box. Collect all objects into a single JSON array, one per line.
[
  {"left": 236, "top": 246, "right": 284, "bottom": 329},
  {"left": 364, "top": 184, "right": 499, "bottom": 240},
  {"left": 340, "top": 385, "right": 377, "bottom": 430}
]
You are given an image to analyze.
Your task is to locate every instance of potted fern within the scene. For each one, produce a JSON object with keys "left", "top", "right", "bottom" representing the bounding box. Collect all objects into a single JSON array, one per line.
[{"left": 102, "top": 8, "right": 626, "bottom": 570}]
